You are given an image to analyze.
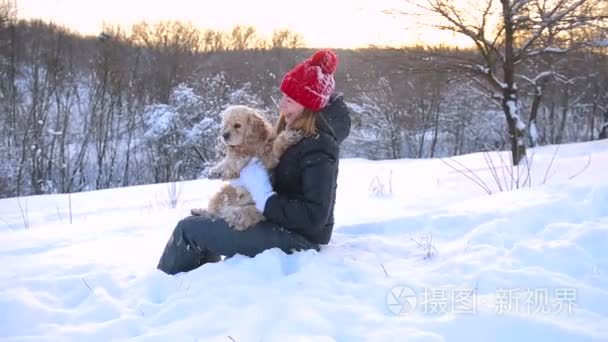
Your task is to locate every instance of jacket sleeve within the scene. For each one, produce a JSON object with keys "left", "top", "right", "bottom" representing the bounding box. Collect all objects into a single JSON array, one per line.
[{"left": 262, "top": 149, "right": 336, "bottom": 236}]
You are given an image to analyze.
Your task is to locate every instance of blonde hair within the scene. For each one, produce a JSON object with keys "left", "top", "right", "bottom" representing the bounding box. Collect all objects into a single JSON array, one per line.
[{"left": 276, "top": 108, "right": 318, "bottom": 137}]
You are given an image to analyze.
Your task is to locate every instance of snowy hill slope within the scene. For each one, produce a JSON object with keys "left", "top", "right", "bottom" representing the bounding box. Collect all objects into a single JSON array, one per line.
[{"left": 1, "top": 140, "right": 607, "bottom": 341}]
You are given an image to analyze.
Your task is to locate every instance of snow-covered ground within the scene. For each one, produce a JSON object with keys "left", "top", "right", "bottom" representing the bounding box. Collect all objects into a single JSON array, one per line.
[{"left": 1, "top": 140, "right": 607, "bottom": 341}]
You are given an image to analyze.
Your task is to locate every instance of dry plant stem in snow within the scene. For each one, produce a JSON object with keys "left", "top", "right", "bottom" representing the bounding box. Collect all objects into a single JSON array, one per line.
[
  {"left": 369, "top": 170, "right": 393, "bottom": 197},
  {"left": 568, "top": 155, "right": 592, "bottom": 180},
  {"left": 167, "top": 181, "right": 182, "bottom": 209},
  {"left": 18, "top": 198, "right": 30, "bottom": 229},
  {"left": 411, "top": 233, "right": 437, "bottom": 260},
  {"left": 441, "top": 145, "right": 570, "bottom": 194}
]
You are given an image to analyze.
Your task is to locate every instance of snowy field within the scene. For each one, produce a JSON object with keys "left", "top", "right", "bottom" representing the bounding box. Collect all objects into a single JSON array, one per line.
[{"left": 1, "top": 140, "right": 607, "bottom": 341}]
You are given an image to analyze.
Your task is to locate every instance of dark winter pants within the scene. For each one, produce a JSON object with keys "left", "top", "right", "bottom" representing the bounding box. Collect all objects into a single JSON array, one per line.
[{"left": 157, "top": 216, "right": 320, "bottom": 275}]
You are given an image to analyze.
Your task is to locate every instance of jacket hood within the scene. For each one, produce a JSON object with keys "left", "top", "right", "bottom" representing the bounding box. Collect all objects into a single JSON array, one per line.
[{"left": 317, "top": 93, "right": 351, "bottom": 144}]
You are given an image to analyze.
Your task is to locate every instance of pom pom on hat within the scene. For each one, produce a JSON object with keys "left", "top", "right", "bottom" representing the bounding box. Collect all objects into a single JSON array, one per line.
[
  {"left": 310, "top": 49, "right": 338, "bottom": 74},
  {"left": 280, "top": 49, "right": 338, "bottom": 111}
]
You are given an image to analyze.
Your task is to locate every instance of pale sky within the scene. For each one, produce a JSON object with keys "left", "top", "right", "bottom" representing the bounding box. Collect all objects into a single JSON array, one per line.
[{"left": 16, "top": 0, "right": 471, "bottom": 48}]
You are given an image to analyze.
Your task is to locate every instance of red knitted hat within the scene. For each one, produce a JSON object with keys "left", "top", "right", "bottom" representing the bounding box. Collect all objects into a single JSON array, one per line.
[{"left": 280, "top": 49, "right": 338, "bottom": 111}]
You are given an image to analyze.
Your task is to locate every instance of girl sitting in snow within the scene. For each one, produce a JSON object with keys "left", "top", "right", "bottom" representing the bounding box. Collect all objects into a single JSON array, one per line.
[{"left": 157, "top": 49, "right": 351, "bottom": 275}]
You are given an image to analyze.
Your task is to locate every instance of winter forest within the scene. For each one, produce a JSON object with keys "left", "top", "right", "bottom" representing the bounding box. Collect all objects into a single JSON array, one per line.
[{"left": 1, "top": 0, "right": 607, "bottom": 199}]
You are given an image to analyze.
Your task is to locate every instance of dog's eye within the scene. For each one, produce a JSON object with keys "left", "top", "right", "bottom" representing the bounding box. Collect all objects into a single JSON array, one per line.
[{"left": 234, "top": 123, "right": 241, "bottom": 129}]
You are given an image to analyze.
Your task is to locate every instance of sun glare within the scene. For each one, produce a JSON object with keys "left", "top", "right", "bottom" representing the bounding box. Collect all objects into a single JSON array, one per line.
[{"left": 16, "top": 0, "right": 474, "bottom": 48}]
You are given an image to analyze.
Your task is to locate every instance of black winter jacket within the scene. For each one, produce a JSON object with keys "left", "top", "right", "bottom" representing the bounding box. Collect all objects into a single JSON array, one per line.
[{"left": 263, "top": 93, "right": 351, "bottom": 245}]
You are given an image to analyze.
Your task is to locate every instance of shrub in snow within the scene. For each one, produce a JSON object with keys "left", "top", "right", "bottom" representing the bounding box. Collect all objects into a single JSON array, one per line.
[{"left": 143, "top": 84, "right": 221, "bottom": 182}]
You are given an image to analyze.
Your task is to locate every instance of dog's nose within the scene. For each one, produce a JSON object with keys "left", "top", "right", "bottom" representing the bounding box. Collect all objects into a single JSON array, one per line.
[{"left": 222, "top": 132, "right": 230, "bottom": 141}]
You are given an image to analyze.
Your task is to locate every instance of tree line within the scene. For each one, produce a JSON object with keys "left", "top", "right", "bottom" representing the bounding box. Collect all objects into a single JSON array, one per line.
[{"left": 0, "top": 1, "right": 606, "bottom": 198}]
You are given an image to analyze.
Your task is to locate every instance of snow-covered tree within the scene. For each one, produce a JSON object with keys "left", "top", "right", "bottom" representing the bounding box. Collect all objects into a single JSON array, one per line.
[
  {"left": 143, "top": 83, "right": 220, "bottom": 183},
  {"left": 402, "top": 0, "right": 608, "bottom": 165},
  {"left": 600, "top": 111, "right": 608, "bottom": 140},
  {"left": 349, "top": 76, "right": 409, "bottom": 159}
]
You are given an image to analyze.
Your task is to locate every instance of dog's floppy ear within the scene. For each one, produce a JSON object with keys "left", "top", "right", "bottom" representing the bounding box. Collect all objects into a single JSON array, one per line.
[{"left": 248, "top": 114, "right": 271, "bottom": 143}]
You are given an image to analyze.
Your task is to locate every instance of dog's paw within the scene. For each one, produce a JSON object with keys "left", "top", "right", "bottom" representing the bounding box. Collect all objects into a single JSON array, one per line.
[
  {"left": 223, "top": 168, "right": 240, "bottom": 180},
  {"left": 206, "top": 165, "right": 241, "bottom": 180},
  {"left": 190, "top": 208, "right": 208, "bottom": 216},
  {"left": 231, "top": 207, "right": 264, "bottom": 231},
  {"left": 223, "top": 209, "right": 244, "bottom": 230},
  {"left": 222, "top": 207, "right": 262, "bottom": 231},
  {"left": 205, "top": 167, "right": 222, "bottom": 180}
]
